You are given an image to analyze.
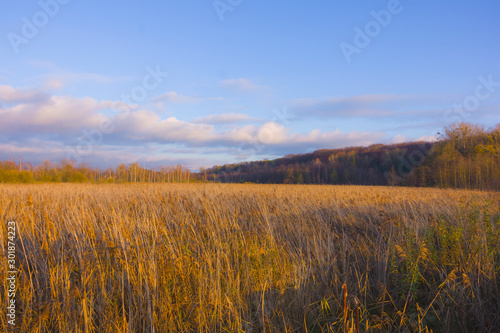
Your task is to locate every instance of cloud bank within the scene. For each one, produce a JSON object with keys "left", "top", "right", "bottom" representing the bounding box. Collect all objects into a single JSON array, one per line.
[{"left": 1, "top": 85, "right": 411, "bottom": 168}]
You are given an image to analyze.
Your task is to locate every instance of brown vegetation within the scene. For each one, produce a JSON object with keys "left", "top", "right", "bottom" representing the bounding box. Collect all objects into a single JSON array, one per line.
[{"left": 1, "top": 184, "right": 499, "bottom": 332}]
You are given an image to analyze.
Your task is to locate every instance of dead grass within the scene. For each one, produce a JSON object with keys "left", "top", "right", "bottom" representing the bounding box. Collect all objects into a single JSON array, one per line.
[{"left": 0, "top": 184, "right": 499, "bottom": 332}]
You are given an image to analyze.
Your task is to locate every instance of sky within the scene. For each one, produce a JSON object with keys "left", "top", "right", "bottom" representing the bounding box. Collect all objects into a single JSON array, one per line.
[{"left": 1, "top": 0, "right": 500, "bottom": 170}]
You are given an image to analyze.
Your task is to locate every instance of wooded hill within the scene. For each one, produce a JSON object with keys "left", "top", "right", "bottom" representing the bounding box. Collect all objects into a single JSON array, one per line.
[
  {"left": 204, "top": 122, "right": 500, "bottom": 190},
  {"left": 1, "top": 122, "right": 499, "bottom": 190}
]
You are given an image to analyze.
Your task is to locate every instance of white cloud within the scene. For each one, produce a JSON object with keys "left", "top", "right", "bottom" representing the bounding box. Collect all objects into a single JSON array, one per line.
[
  {"left": 1, "top": 85, "right": 386, "bottom": 148},
  {"left": 193, "top": 113, "right": 258, "bottom": 124},
  {"left": 291, "top": 94, "right": 401, "bottom": 118},
  {"left": 221, "top": 78, "right": 267, "bottom": 92},
  {"left": 0, "top": 142, "right": 63, "bottom": 155},
  {"left": 113, "top": 111, "right": 215, "bottom": 143},
  {"left": 0, "top": 85, "right": 48, "bottom": 103},
  {"left": 0, "top": 93, "right": 108, "bottom": 132},
  {"left": 43, "top": 78, "right": 65, "bottom": 91},
  {"left": 31, "top": 67, "right": 133, "bottom": 92},
  {"left": 151, "top": 91, "right": 223, "bottom": 104},
  {"left": 2, "top": 85, "right": 394, "bottom": 168},
  {"left": 391, "top": 134, "right": 407, "bottom": 144},
  {"left": 285, "top": 128, "right": 385, "bottom": 148}
]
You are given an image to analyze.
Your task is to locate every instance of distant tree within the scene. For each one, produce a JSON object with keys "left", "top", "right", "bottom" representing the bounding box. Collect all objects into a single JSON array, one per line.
[{"left": 330, "top": 169, "right": 338, "bottom": 184}]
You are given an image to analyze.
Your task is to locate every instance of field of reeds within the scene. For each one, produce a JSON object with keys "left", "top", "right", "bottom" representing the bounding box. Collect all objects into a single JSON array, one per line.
[{"left": 1, "top": 184, "right": 499, "bottom": 332}]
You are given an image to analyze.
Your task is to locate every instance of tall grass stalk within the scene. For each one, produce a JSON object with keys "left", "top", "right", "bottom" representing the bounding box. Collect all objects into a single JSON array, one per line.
[{"left": 0, "top": 184, "right": 499, "bottom": 332}]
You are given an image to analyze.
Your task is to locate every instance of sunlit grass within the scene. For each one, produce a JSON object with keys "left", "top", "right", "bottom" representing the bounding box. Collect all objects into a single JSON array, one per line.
[{"left": 1, "top": 184, "right": 499, "bottom": 332}]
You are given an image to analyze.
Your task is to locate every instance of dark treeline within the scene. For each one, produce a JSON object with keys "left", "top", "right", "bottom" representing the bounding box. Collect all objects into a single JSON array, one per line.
[
  {"left": 204, "top": 142, "right": 434, "bottom": 186},
  {"left": 417, "top": 122, "right": 500, "bottom": 190},
  {"left": 205, "top": 122, "right": 500, "bottom": 190},
  {"left": 2, "top": 122, "right": 499, "bottom": 190},
  {"left": 0, "top": 160, "right": 193, "bottom": 184}
]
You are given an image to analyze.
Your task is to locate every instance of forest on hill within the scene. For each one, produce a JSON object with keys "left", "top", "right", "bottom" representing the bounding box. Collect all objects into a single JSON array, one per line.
[
  {"left": 204, "top": 122, "right": 500, "bottom": 190},
  {"left": 1, "top": 122, "right": 499, "bottom": 190}
]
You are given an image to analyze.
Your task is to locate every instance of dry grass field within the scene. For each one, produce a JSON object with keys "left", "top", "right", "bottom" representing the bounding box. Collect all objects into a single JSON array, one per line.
[{"left": 1, "top": 184, "right": 499, "bottom": 332}]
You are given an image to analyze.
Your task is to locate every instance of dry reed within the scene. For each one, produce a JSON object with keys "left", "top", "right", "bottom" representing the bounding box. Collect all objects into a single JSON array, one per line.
[{"left": 0, "top": 184, "right": 499, "bottom": 332}]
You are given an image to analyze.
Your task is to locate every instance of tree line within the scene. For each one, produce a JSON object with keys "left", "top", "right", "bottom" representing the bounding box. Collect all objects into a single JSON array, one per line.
[
  {"left": 205, "top": 122, "right": 500, "bottom": 190},
  {"left": 414, "top": 122, "right": 500, "bottom": 190},
  {"left": 0, "top": 160, "right": 193, "bottom": 184},
  {"left": 2, "top": 122, "right": 499, "bottom": 190}
]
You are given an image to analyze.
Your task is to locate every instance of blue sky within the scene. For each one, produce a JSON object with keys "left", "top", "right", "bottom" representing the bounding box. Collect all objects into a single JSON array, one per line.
[{"left": 1, "top": 0, "right": 499, "bottom": 170}]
